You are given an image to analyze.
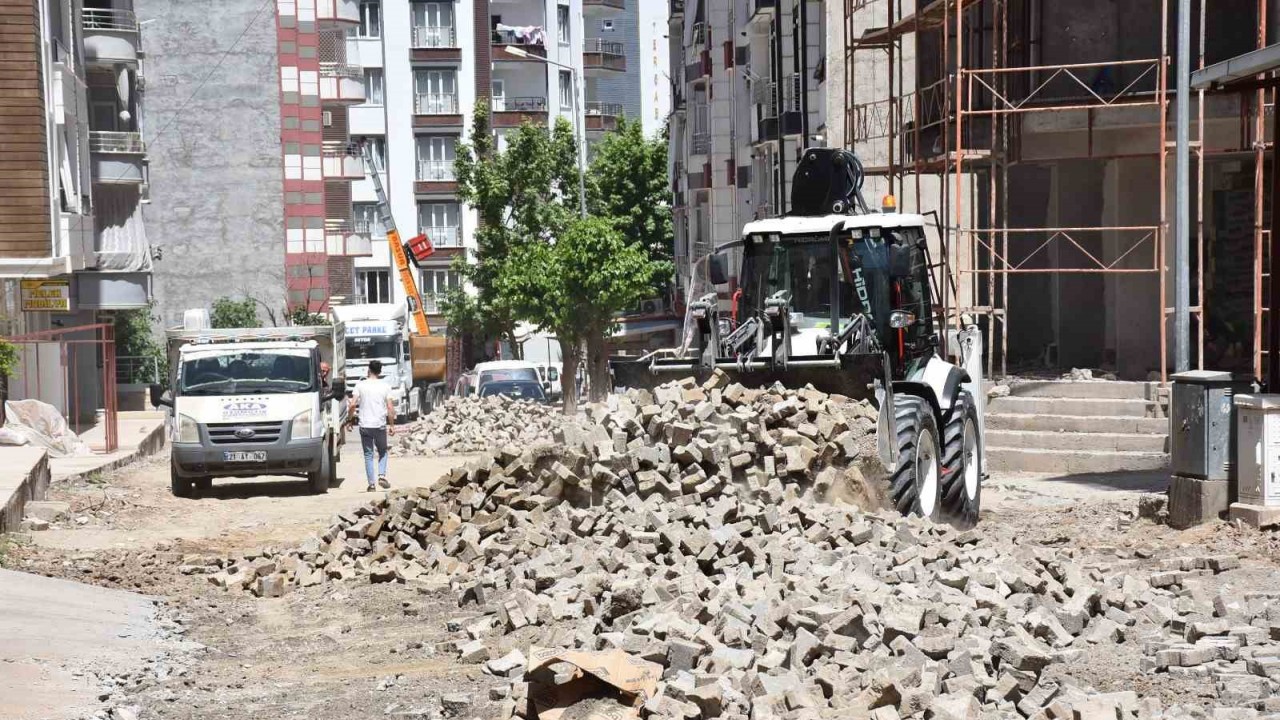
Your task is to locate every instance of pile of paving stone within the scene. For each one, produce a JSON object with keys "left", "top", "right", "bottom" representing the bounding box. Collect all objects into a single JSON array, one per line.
[
  {"left": 200, "top": 375, "right": 1280, "bottom": 719},
  {"left": 391, "top": 395, "right": 576, "bottom": 455}
]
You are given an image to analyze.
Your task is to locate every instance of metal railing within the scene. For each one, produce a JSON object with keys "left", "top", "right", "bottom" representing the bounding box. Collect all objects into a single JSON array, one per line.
[
  {"left": 692, "top": 132, "right": 710, "bottom": 155},
  {"left": 420, "top": 226, "right": 460, "bottom": 246},
  {"left": 586, "top": 101, "right": 623, "bottom": 116},
  {"left": 353, "top": 219, "right": 385, "bottom": 237},
  {"left": 783, "top": 72, "right": 803, "bottom": 113},
  {"left": 585, "top": 39, "right": 624, "bottom": 56},
  {"left": 82, "top": 7, "right": 138, "bottom": 31},
  {"left": 89, "top": 131, "right": 144, "bottom": 153},
  {"left": 116, "top": 355, "right": 161, "bottom": 385},
  {"left": 691, "top": 22, "right": 706, "bottom": 46},
  {"left": 421, "top": 295, "right": 441, "bottom": 314},
  {"left": 417, "top": 159, "right": 455, "bottom": 181},
  {"left": 412, "top": 25, "right": 457, "bottom": 48},
  {"left": 319, "top": 63, "right": 362, "bottom": 79},
  {"left": 493, "top": 29, "right": 545, "bottom": 47},
  {"left": 415, "top": 93, "right": 458, "bottom": 114},
  {"left": 496, "top": 96, "right": 548, "bottom": 112}
]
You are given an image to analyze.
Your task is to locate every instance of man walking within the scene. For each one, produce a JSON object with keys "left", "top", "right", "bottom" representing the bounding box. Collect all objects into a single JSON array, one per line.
[{"left": 350, "top": 360, "right": 395, "bottom": 492}]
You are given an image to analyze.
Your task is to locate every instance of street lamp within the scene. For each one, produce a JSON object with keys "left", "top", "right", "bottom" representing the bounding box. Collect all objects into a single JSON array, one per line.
[{"left": 505, "top": 45, "right": 588, "bottom": 218}]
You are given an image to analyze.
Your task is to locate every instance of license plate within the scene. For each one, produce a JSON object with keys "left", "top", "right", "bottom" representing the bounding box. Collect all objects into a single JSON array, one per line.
[{"left": 224, "top": 451, "right": 267, "bottom": 463}]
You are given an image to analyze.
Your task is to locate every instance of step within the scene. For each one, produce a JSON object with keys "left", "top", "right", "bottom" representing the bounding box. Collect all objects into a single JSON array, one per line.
[
  {"left": 987, "top": 396, "right": 1164, "bottom": 419},
  {"left": 986, "top": 429, "right": 1169, "bottom": 453},
  {"left": 1003, "top": 380, "right": 1161, "bottom": 401},
  {"left": 988, "top": 447, "right": 1169, "bottom": 474},
  {"left": 987, "top": 413, "right": 1169, "bottom": 435}
]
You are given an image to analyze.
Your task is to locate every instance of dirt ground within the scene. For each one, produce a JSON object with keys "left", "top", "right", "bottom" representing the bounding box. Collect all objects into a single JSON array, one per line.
[{"left": 7, "top": 451, "right": 1280, "bottom": 720}]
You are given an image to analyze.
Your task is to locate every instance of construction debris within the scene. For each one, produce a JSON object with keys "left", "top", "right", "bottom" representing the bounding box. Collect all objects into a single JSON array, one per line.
[
  {"left": 392, "top": 395, "right": 578, "bottom": 455},
  {"left": 201, "top": 375, "right": 1280, "bottom": 718}
]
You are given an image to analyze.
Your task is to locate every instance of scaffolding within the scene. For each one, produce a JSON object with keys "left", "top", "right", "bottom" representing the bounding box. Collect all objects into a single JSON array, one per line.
[{"left": 845, "top": 0, "right": 1275, "bottom": 382}]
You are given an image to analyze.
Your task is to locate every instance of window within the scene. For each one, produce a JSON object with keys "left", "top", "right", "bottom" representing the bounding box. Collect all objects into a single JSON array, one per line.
[
  {"left": 356, "top": 269, "right": 392, "bottom": 304},
  {"left": 412, "top": 1, "right": 454, "bottom": 48},
  {"left": 363, "top": 68, "right": 384, "bottom": 105},
  {"left": 558, "top": 70, "right": 573, "bottom": 110},
  {"left": 417, "top": 203, "right": 460, "bottom": 246},
  {"left": 557, "top": 5, "right": 570, "bottom": 44},
  {"left": 353, "top": 136, "right": 386, "bottom": 171},
  {"left": 416, "top": 136, "right": 456, "bottom": 180},
  {"left": 421, "top": 269, "right": 460, "bottom": 297},
  {"left": 358, "top": 0, "right": 381, "bottom": 38},
  {"left": 601, "top": 19, "right": 614, "bottom": 31},
  {"left": 415, "top": 69, "right": 458, "bottom": 114},
  {"left": 353, "top": 203, "right": 384, "bottom": 237},
  {"left": 91, "top": 100, "right": 118, "bottom": 131},
  {"left": 491, "top": 80, "right": 506, "bottom": 111}
]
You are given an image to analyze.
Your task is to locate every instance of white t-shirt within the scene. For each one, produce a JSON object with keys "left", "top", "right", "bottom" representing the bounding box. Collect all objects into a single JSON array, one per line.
[{"left": 353, "top": 378, "right": 393, "bottom": 429}]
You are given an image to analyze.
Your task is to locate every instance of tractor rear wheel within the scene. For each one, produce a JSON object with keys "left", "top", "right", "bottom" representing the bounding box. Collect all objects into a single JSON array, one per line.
[
  {"left": 889, "top": 395, "right": 943, "bottom": 521},
  {"left": 941, "top": 390, "right": 982, "bottom": 527}
]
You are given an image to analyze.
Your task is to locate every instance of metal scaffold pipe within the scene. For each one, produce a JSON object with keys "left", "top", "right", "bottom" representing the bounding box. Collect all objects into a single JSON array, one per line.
[{"left": 1174, "top": 0, "right": 1191, "bottom": 373}]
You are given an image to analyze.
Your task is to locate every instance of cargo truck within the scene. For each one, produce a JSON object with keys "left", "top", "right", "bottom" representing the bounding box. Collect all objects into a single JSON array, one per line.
[{"left": 332, "top": 303, "right": 447, "bottom": 418}]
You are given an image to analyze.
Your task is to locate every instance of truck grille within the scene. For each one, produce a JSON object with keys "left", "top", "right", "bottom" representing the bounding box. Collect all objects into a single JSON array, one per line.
[{"left": 206, "top": 421, "right": 285, "bottom": 445}]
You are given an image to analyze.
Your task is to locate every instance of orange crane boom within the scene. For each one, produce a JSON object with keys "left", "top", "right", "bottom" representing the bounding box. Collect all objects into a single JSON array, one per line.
[{"left": 363, "top": 145, "right": 430, "bottom": 337}]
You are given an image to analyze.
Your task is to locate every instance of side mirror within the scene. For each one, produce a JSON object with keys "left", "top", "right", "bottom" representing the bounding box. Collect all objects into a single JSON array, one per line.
[
  {"left": 327, "top": 379, "right": 346, "bottom": 400},
  {"left": 709, "top": 254, "right": 729, "bottom": 286},
  {"left": 149, "top": 383, "right": 173, "bottom": 408}
]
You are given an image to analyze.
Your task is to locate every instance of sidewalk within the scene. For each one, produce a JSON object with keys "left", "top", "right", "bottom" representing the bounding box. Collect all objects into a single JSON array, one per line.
[{"left": 0, "top": 411, "right": 165, "bottom": 534}]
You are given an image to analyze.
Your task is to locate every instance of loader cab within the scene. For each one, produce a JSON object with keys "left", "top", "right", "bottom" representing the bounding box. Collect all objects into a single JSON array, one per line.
[{"left": 736, "top": 214, "right": 934, "bottom": 378}]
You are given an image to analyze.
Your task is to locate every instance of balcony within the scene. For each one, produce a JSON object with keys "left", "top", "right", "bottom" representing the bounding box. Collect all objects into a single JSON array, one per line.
[
  {"left": 411, "top": 25, "right": 462, "bottom": 61},
  {"left": 315, "top": 0, "right": 361, "bottom": 27},
  {"left": 82, "top": 8, "right": 139, "bottom": 67},
  {"left": 670, "top": 0, "right": 684, "bottom": 16},
  {"left": 327, "top": 220, "right": 373, "bottom": 257},
  {"left": 585, "top": 101, "right": 623, "bottom": 132},
  {"left": 417, "top": 160, "right": 455, "bottom": 182},
  {"left": 493, "top": 28, "right": 547, "bottom": 62},
  {"left": 691, "top": 132, "right": 710, "bottom": 156},
  {"left": 584, "top": 39, "right": 626, "bottom": 73},
  {"left": 414, "top": 93, "right": 463, "bottom": 128},
  {"left": 493, "top": 96, "right": 548, "bottom": 128},
  {"left": 89, "top": 131, "right": 146, "bottom": 185},
  {"left": 752, "top": 0, "right": 776, "bottom": 19},
  {"left": 584, "top": 0, "right": 625, "bottom": 11},
  {"left": 319, "top": 64, "right": 366, "bottom": 105},
  {"left": 322, "top": 146, "right": 365, "bottom": 180},
  {"left": 420, "top": 226, "right": 460, "bottom": 248}
]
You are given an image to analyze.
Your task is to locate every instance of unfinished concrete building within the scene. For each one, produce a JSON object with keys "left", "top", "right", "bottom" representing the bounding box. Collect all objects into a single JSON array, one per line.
[{"left": 842, "top": 0, "right": 1274, "bottom": 382}]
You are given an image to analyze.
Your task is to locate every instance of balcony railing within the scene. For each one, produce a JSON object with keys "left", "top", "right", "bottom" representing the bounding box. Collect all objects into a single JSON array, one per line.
[
  {"left": 412, "top": 25, "right": 457, "bottom": 48},
  {"left": 415, "top": 93, "right": 459, "bottom": 114},
  {"left": 586, "top": 101, "right": 623, "bottom": 116},
  {"left": 497, "top": 96, "right": 548, "bottom": 112},
  {"left": 420, "top": 226, "right": 460, "bottom": 247},
  {"left": 585, "top": 39, "right": 624, "bottom": 57},
  {"left": 417, "top": 160, "right": 455, "bottom": 181},
  {"left": 82, "top": 8, "right": 138, "bottom": 31},
  {"left": 354, "top": 219, "right": 385, "bottom": 237},
  {"left": 319, "top": 62, "right": 362, "bottom": 80},
  {"left": 89, "top": 131, "right": 144, "bottom": 153},
  {"left": 493, "top": 27, "right": 545, "bottom": 48},
  {"left": 692, "top": 132, "right": 710, "bottom": 155}
]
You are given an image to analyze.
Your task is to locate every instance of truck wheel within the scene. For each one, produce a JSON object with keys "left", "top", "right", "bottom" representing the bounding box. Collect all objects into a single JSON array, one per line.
[
  {"left": 889, "top": 395, "right": 943, "bottom": 521},
  {"left": 941, "top": 390, "right": 982, "bottom": 528},
  {"left": 170, "top": 463, "right": 193, "bottom": 498},
  {"left": 194, "top": 477, "right": 213, "bottom": 497},
  {"left": 309, "top": 438, "right": 333, "bottom": 495}
]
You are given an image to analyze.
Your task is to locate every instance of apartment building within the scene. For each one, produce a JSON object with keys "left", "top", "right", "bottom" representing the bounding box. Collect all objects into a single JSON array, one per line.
[
  {"left": 0, "top": 0, "right": 152, "bottom": 414},
  {"left": 667, "top": 0, "right": 824, "bottom": 302},
  {"left": 583, "top": 1, "right": 672, "bottom": 141},
  {"left": 139, "top": 0, "right": 367, "bottom": 327}
]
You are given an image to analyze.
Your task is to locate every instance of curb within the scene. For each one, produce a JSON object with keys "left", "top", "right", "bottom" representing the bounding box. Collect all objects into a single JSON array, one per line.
[{"left": 53, "top": 421, "right": 168, "bottom": 484}]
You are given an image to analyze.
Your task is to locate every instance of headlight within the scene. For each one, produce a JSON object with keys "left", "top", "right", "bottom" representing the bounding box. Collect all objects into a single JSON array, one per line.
[
  {"left": 291, "top": 409, "right": 314, "bottom": 440},
  {"left": 176, "top": 414, "right": 199, "bottom": 444}
]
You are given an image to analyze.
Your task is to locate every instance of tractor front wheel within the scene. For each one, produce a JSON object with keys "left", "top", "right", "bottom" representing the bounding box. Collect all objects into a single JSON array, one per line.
[
  {"left": 889, "top": 396, "right": 944, "bottom": 521},
  {"left": 941, "top": 390, "right": 982, "bottom": 527}
]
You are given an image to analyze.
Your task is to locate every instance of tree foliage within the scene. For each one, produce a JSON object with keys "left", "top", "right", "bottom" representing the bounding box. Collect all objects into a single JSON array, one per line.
[
  {"left": 586, "top": 119, "right": 674, "bottom": 273},
  {"left": 501, "top": 216, "right": 670, "bottom": 412},
  {"left": 210, "top": 297, "right": 260, "bottom": 329},
  {"left": 113, "top": 303, "right": 166, "bottom": 383},
  {"left": 287, "top": 307, "right": 329, "bottom": 326}
]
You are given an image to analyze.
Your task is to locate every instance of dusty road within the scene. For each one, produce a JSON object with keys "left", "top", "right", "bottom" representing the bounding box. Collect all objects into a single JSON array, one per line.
[{"left": 7, "top": 450, "right": 1280, "bottom": 720}]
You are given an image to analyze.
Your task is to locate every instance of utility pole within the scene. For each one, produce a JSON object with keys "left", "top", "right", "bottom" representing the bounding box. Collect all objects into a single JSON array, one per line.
[{"left": 1174, "top": 0, "right": 1191, "bottom": 372}]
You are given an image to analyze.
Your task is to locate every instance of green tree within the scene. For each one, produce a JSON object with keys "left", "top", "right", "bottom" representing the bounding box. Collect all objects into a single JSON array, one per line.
[
  {"left": 586, "top": 119, "right": 674, "bottom": 275},
  {"left": 287, "top": 307, "right": 328, "bottom": 326},
  {"left": 210, "top": 297, "right": 260, "bottom": 329},
  {"left": 500, "top": 216, "right": 670, "bottom": 413},
  {"left": 448, "top": 102, "right": 580, "bottom": 356},
  {"left": 113, "top": 303, "right": 166, "bottom": 383}
]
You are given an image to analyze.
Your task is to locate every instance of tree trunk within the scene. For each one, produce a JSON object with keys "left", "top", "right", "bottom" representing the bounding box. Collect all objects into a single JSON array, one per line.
[
  {"left": 586, "top": 329, "right": 609, "bottom": 403},
  {"left": 560, "top": 343, "right": 581, "bottom": 415}
]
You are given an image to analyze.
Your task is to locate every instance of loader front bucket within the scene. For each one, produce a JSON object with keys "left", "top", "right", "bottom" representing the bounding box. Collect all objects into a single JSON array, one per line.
[{"left": 610, "top": 355, "right": 881, "bottom": 403}]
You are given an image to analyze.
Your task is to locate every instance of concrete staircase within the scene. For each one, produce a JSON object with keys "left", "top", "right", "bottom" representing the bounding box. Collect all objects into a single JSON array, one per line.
[{"left": 986, "top": 381, "right": 1170, "bottom": 474}]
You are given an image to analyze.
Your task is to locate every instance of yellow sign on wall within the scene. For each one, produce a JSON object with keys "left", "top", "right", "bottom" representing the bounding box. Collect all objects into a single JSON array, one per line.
[{"left": 20, "top": 279, "right": 71, "bottom": 312}]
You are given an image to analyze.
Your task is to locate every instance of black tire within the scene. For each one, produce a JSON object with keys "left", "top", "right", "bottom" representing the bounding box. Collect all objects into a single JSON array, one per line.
[
  {"left": 889, "top": 395, "right": 944, "bottom": 521},
  {"left": 194, "top": 477, "right": 213, "bottom": 497},
  {"left": 170, "top": 463, "right": 193, "bottom": 498},
  {"left": 941, "top": 390, "right": 982, "bottom": 528},
  {"left": 309, "top": 437, "right": 333, "bottom": 494}
]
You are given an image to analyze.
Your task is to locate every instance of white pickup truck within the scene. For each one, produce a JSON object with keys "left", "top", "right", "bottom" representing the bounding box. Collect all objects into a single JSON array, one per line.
[{"left": 151, "top": 323, "right": 347, "bottom": 497}]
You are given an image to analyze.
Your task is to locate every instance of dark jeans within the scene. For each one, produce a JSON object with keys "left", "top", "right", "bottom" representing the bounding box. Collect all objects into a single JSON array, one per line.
[{"left": 359, "top": 426, "right": 388, "bottom": 486}]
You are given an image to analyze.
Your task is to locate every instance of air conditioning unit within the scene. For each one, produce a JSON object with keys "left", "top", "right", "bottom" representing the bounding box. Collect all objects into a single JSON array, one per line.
[
  {"left": 640, "top": 299, "right": 661, "bottom": 315},
  {"left": 322, "top": 111, "right": 333, "bottom": 127}
]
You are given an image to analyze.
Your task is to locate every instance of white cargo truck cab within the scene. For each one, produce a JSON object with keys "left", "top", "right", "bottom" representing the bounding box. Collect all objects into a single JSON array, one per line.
[
  {"left": 332, "top": 303, "right": 426, "bottom": 419},
  {"left": 151, "top": 323, "right": 347, "bottom": 497}
]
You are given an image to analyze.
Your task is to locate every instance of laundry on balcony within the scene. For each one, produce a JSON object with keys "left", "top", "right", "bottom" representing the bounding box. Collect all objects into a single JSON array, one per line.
[{"left": 493, "top": 24, "right": 545, "bottom": 46}]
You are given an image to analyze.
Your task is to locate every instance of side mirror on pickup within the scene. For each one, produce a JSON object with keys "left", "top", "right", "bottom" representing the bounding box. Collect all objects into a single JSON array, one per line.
[
  {"left": 149, "top": 383, "right": 173, "bottom": 408},
  {"left": 327, "top": 379, "right": 346, "bottom": 400}
]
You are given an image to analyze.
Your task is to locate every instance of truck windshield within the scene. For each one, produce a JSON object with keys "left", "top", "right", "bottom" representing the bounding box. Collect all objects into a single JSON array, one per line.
[
  {"left": 180, "top": 351, "right": 315, "bottom": 395},
  {"left": 739, "top": 235, "right": 851, "bottom": 324},
  {"left": 347, "top": 338, "right": 399, "bottom": 360}
]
